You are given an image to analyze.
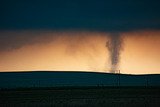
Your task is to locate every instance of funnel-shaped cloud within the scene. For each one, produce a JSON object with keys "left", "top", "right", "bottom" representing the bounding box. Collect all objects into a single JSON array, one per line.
[{"left": 106, "top": 33, "right": 123, "bottom": 73}]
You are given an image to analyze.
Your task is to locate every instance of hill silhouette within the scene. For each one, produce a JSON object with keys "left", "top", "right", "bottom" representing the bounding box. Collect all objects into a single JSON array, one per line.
[{"left": 0, "top": 71, "right": 160, "bottom": 89}]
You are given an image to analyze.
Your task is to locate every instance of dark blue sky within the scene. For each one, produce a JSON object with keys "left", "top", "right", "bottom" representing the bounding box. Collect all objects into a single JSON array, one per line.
[{"left": 1, "top": 0, "right": 160, "bottom": 31}]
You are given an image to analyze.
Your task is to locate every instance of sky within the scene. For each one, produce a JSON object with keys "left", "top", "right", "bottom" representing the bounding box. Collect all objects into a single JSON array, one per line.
[{"left": 0, "top": 0, "right": 160, "bottom": 74}]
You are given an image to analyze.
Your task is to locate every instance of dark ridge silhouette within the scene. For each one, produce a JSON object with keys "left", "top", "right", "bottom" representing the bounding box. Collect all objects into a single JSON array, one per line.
[{"left": 0, "top": 71, "right": 160, "bottom": 89}]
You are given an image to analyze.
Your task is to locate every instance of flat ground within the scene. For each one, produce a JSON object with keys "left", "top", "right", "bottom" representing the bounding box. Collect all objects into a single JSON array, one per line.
[{"left": 0, "top": 87, "right": 160, "bottom": 107}]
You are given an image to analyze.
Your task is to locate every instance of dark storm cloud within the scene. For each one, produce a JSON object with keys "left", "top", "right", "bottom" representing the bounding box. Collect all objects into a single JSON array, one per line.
[
  {"left": 0, "top": 0, "right": 160, "bottom": 52},
  {"left": 0, "top": 0, "right": 160, "bottom": 31}
]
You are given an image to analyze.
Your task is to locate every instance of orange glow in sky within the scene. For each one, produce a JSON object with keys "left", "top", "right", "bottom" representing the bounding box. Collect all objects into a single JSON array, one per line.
[{"left": 0, "top": 30, "right": 160, "bottom": 74}]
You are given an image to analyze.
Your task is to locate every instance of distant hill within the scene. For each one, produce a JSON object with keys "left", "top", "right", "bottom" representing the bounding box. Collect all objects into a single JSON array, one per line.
[{"left": 0, "top": 71, "right": 160, "bottom": 88}]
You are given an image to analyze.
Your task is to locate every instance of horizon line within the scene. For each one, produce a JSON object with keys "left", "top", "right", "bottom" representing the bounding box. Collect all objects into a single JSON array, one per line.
[{"left": 0, "top": 70, "right": 159, "bottom": 76}]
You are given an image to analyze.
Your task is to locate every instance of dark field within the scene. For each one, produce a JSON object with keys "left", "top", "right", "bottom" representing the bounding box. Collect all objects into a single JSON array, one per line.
[{"left": 0, "top": 87, "right": 160, "bottom": 107}]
